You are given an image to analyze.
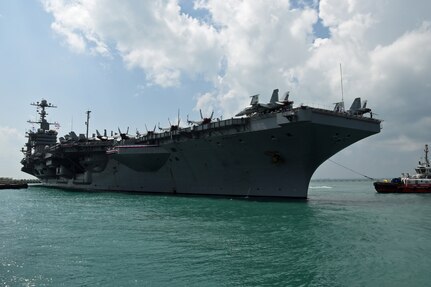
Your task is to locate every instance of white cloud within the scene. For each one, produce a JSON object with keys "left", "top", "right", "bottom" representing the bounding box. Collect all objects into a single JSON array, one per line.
[
  {"left": 40, "top": 0, "right": 431, "bottom": 106},
  {"left": 43, "top": 0, "right": 431, "bottom": 103},
  {"left": 42, "top": 0, "right": 319, "bottom": 103},
  {"left": 194, "top": 92, "right": 217, "bottom": 114},
  {"left": 43, "top": 0, "right": 222, "bottom": 87},
  {"left": 193, "top": 0, "right": 319, "bottom": 114},
  {"left": 51, "top": 22, "right": 87, "bottom": 53},
  {"left": 361, "top": 23, "right": 431, "bottom": 148}
]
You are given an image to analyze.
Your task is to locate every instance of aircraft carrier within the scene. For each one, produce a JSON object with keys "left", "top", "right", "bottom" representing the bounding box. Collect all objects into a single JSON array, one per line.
[{"left": 21, "top": 90, "right": 381, "bottom": 198}]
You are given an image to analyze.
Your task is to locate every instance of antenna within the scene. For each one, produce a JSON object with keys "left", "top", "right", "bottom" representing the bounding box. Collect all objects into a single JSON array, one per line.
[
  {"left": 28, "top": 99, "right": 57, "bottom": 131},
  {"left": 85, "top": 110, "right": 91, "bottom": 139},
  {"left": 339, "top": 63, "right": 344, "bottom": 103}
]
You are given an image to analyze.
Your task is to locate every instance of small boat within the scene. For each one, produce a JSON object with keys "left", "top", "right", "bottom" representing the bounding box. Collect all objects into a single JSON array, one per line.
[{"left": 374, "top": 144, "right": 431, "bottom": 193}]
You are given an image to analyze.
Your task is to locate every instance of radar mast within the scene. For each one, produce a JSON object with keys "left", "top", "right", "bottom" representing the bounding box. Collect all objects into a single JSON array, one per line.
[{"left": 28, "top": 99, "right": 57, "bottom": 131}]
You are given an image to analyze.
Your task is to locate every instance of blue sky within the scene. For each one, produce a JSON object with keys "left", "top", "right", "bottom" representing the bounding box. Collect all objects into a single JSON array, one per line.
[
  {"left": 1, "top": 0, "right": 430, "bottom": 180},
  {"left": 1, "top": 1, "right": 208, "bottom": 130}
]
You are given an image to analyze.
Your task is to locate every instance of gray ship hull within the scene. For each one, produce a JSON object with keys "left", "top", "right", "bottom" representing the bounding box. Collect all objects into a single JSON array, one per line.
[{"left": 35, "top": 107, "right": 381, "bottom": 198}]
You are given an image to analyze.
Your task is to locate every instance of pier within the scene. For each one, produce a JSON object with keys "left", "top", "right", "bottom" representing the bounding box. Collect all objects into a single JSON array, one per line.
[{"left": 0, "top": 177, "right": 40, "bottom": 189}]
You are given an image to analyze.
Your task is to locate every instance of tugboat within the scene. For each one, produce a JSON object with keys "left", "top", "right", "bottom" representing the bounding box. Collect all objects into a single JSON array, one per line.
[{"left": 374, "top": 144, "right": 431, "bottom": 193}]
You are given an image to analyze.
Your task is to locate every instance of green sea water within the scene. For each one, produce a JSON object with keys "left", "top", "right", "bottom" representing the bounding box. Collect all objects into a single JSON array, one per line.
[{"left": 1, "top": 180, "right": 431, "bottom": 286}]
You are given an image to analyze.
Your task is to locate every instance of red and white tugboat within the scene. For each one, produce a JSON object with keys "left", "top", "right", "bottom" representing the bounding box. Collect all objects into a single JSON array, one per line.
[{"left": 374, "top": 144, "right": 431, "bottom": 193}]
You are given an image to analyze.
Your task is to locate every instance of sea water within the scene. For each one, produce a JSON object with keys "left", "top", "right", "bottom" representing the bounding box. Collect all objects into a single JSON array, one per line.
[{"left": 1, "top": 180, "right": 431, "bottom": 286}]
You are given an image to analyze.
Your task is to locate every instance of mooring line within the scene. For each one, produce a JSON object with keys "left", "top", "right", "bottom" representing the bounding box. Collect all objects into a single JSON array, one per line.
[{"left": 328, "top": 159, "right": 375, "bottom": 180}]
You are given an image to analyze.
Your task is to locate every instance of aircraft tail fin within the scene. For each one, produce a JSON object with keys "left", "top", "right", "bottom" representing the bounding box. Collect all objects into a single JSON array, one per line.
[
  {"left": 282, "top": 91, "right": 290, "bottom": 102},
  {"left": 250, "top": 94, "right": 259, "bottom": 105},
  {"left": 349, "top": 97, "right": 361, "bottom": 112},
  {"left": 269, "top": 89, "right": 279, "bottom": 104}
]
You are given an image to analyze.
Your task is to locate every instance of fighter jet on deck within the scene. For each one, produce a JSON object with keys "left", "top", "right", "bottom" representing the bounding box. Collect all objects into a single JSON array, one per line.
[
  {"left": 235, "top": 89, "right": 294, "bottom": 117},
  {"left": 348, "top": 98, "right": 371, "bottom": 116},
  {"left": 235, "top": 94, "right": 268, "bottom": 117}
]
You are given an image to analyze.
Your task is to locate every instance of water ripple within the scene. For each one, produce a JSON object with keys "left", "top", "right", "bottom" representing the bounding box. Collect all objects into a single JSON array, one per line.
[{"left": 1, "top": 182, "right": 431, "bottom": 286}]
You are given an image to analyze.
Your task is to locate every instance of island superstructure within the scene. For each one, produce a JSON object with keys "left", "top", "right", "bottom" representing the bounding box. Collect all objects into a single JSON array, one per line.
[{"left": 21, "top": 90, "right": 381, "bottom": 198}]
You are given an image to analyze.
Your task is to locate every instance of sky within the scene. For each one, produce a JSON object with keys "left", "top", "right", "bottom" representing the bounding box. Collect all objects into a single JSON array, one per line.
[{"left": 1, "top": 0, "right": 430, "bottom": 180}]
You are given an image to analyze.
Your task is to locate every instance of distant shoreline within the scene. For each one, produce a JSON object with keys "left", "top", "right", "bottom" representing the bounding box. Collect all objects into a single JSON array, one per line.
[
  {"left": 0, "top": 177, "right": 40, "bottom": 189},
  {"left": 311, "top": 178, "right": 377, "bottom": 182}
]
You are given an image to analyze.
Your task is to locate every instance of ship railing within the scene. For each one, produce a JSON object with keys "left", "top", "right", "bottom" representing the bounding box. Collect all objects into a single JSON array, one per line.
[
  {"left": 192, "top": 118, "right": 247, "bottom": 132},
  {"left": 304, "top": 106, "right": 379, "bottom": 122},
  {"left": 138, "top": 118, "right": 248, "bottom": 142}
]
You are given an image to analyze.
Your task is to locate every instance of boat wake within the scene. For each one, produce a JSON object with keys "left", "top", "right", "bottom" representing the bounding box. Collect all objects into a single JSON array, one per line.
[{"left": 309, "top": 185, "right": 333, "bottom": 189}]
